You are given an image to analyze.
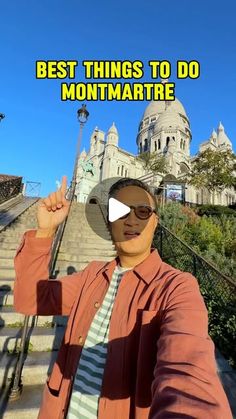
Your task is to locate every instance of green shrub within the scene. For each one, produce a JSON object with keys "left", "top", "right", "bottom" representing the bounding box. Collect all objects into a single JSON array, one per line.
[
  {"left": 200, "top": 284, "right": 236, "bottom": 368},
  {"left": 196, "top": 204, "right": 236, "bottom": 218},
  {"left": 158, "top": 202, "right": 236, "bottom": 369}
]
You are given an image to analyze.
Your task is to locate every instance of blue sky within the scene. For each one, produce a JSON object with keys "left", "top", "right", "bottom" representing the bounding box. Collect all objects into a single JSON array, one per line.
[{"left": 0, "top": 0, "right": 235, "bottom": 197}]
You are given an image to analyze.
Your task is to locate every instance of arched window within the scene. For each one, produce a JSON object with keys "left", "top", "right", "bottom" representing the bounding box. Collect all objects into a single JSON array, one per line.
[
  {"left": 179, "top": 162, "right": 190, "bottom": 174},
  {"left": 121, "top": 165, "right": 124, "bottom": 176},
  {"left": 117, "top": 166, "right": 120, "bottom": 175},
  {"left": 140, "top": 143, "right": 142, "bottom": 153},
  {"left": 166, "top": 137, "right": 170, "bottom": 147},
  {"left": 180, "top": 138, "right": 183, "bottom": 149},
  {"left": 125, "top": 169, "right": 128, "bottom": 177},
  {"left": 183, "top": 140, "right": 186, "bottom": 150},
  {"left": 158, "top": 139, "right": 161, "bottom": 149},
  {"left": 154, "top": 141, "right": 157, "bottom": 151},
  {"left": 144, "top": 139, "right": 148, "bottom": 152}
]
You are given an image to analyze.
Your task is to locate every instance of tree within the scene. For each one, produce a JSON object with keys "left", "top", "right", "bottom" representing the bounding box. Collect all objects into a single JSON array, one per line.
[
  {"left": 137, "top": 151, "right": 169, "bottom": 176},
  {"left": 187, "top": 149, "right": 236, "bottom": 203}
]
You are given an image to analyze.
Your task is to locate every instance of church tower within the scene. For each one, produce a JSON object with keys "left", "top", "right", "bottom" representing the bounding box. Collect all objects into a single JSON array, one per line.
[
  {"left": 217, "top": 122, "right": 232, "bottom": 150},
  {"left": 89, "top": 126, "right": 105, "bottom": 156},
  {"left": 106, "top": 122, "right": 119, "bottom": 146},
  {"left": 103, "top": 122, "right": 119, "bottom": 178}
]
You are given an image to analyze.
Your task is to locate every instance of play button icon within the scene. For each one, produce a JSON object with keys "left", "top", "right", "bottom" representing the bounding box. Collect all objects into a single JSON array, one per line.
[
  {"left": 108, "top": 197, "right": 130, "bottom": 222},
  {"left": 84, "top": 176, "right": 155, "bottom": 242}
]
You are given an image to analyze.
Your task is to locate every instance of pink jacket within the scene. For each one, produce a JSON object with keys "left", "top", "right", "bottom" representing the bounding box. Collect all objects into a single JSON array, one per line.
[{"left": 13, "top": 230, "right": 232, "bottom": 419}]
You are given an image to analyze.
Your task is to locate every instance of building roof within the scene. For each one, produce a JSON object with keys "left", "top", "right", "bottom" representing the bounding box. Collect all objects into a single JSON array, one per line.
[
  {"left": 217, "top": 122, "right": 232, "bottom": 148},
  {"left": 80, "top": 148, "right": 87, "bottom": 159},
  {"left": 0, "top": 174, "right": 21, "bottom": 183},
  {"left": 107, "top": 122, "right": 118, "bottom": 136},
  {"left": 142, "top": 97, "right": 187, "bottom": 120},
  {"left": 154, "top": 104, "right": 187, "bottom": 132}
]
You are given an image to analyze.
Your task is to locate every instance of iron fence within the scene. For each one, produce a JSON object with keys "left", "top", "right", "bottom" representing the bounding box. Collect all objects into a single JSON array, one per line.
[{"left": 154, "top": 223, "right": 236, "bottom": 367}]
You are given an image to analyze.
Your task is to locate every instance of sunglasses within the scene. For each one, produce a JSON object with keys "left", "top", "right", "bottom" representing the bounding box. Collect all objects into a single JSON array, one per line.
[{"left": 118, "top": 205, "right": 157, "bottom": 220}]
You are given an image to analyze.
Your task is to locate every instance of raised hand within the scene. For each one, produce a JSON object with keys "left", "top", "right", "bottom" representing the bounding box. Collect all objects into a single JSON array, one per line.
[{"left": 36, "top": 175, "right": 71, "bottom": 236}]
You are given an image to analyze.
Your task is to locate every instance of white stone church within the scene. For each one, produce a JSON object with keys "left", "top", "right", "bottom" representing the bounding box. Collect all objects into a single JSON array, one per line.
[{"left": 75, "top": 97, "right": 235, "bottom": 206}]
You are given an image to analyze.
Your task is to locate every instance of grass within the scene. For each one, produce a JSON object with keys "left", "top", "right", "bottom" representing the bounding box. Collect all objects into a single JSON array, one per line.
[{"left": 7, "top": 322, "right": 23, "bottom": 328}]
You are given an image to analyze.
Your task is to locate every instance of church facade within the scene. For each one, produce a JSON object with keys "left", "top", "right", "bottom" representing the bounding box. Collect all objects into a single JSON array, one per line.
[{"left": 75, "top": 98, "right": 235, "bottom": 206}]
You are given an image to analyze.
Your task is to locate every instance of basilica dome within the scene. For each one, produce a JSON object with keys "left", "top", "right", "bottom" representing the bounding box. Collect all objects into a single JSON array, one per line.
[
  {"left": 142, "top": 97, "right": 187, "bottom": 120},
  {"left": 154, "top": 103, "right": 190, "bottom": 134}
]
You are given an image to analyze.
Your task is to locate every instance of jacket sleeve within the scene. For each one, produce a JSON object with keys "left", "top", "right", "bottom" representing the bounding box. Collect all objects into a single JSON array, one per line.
[
  {"left": 13, "top": 229, "right": 93, "bottom": 316},
  {"left": 149, "top": 272, "right": 233, "bottom": 419}
]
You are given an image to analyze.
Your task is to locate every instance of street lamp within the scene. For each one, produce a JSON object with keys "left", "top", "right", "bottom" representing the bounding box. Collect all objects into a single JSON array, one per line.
[
  {"left": 69, "top": 104, "right": 89, "bottom": 201},
  {"left": 0, "top": 113, "right": 5, "bottom": 122}
]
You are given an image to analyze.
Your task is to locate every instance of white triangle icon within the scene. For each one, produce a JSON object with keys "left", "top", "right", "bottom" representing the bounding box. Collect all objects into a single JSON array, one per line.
[{"left": 108, "top": 198, "right": 130, "bottom": 222}]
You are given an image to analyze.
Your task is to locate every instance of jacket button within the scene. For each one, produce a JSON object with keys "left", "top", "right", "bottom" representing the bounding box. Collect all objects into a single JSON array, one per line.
[
  {"left": 94, "top": 301, "right": 100, "bottom": 308},
  {"left": 78, "top": 336, "right": 83, "bottom": 344}
]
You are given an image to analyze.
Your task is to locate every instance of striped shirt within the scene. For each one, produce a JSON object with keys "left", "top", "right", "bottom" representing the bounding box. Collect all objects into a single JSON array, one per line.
[{"left": 66, "top": 264, "right": 133, "bottom": 418}]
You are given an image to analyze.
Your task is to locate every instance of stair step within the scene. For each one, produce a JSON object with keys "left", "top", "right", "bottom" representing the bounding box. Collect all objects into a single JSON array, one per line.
[
  {"left": 0, "top": 351, "right": 58, "bottom": 389},
  {"left": 52, "top": 265, "right": 88, "bottom": 275},
  {"left": 62, "top": 233, "right": 111, "bottom": 240},
  {"left": 62, "top": 237, "right": 112, "bottom": 244},
  {"left": 0, "top": 250, "right": 19, "bottom": 258},
  {"left": 0, "top": 228, "right": 34, "bottom": 234},
  {"left": 22, "top": 351, "right": 57, "bottom": 384},
  {"left": 60, "top": 242, "right": 115, "bottom": 250},
  {"left": 1, "top": 258, "right": 15, "bottom": 268},
  {"left": 55, "top": 258, "right": 112, "bottom": 271},
  {"left": 0, "top": 238, "right": 24, "bottom": 247},
  {"left": 0, "top": 233, "right": 31, "bottom": 241},
  {"left": 0, "top": 269, "right": 16, "bottom": 280},
  {"left": 1, "top": 384, "right": 44, "bottom": 418},
  {"left": 0, "top": 326, "right": 65, "bottom": 352},
  {"left": 58, "top": 249, "right": 116, "bottom": 259},
  {"left": 0, "top": 241, "right": 22, "bottom": 249},
  {"left": 0, "top": 308, "right": 68, "bottom": 327}
]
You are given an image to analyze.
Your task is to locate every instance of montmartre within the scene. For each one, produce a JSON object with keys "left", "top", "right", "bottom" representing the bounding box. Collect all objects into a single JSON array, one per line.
[{"left": 61, "top": 82, "right": 175, "bottom": 101}]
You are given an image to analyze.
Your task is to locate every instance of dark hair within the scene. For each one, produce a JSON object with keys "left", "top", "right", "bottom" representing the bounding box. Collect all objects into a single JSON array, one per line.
[{"left": 108, "top": 177, "right": 157, "bottom": 208}]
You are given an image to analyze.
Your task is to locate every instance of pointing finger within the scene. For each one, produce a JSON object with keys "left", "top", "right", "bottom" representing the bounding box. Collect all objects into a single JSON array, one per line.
[{"left": 60, "top": 175, "right": 67, "bottom": 195}]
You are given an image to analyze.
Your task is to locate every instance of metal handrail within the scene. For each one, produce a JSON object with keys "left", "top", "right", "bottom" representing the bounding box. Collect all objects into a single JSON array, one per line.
[
  {"left": 0, "top": 197, "right": 40, "bottom": 233},
  {"left": 157, "top": 222, "right": 236, "bottom": 285},
  {"left": 9, "top": 187, "right": 73, "bottom": 400}
]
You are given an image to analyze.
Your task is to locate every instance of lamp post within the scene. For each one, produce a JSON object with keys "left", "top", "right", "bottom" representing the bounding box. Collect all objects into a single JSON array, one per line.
[
  {"left": 9, "top": 106, "right": 89, "bottom": 401},
  {"left": 68, "top": 104, "right": 89, "bottom": 201},
  {"left": 0, "top": 113, "right": 5, "bottom": 122}
]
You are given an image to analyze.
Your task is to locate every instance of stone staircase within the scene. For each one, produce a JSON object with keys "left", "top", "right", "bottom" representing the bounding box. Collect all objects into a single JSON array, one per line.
[{"left": 0, "top": 199, "right": 116, "bottom": 418}]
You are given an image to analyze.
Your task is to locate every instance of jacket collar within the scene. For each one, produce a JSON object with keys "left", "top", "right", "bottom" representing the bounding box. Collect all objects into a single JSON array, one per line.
[{"left": 98, "top": 248, "right": 162, "bottom": 285}]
